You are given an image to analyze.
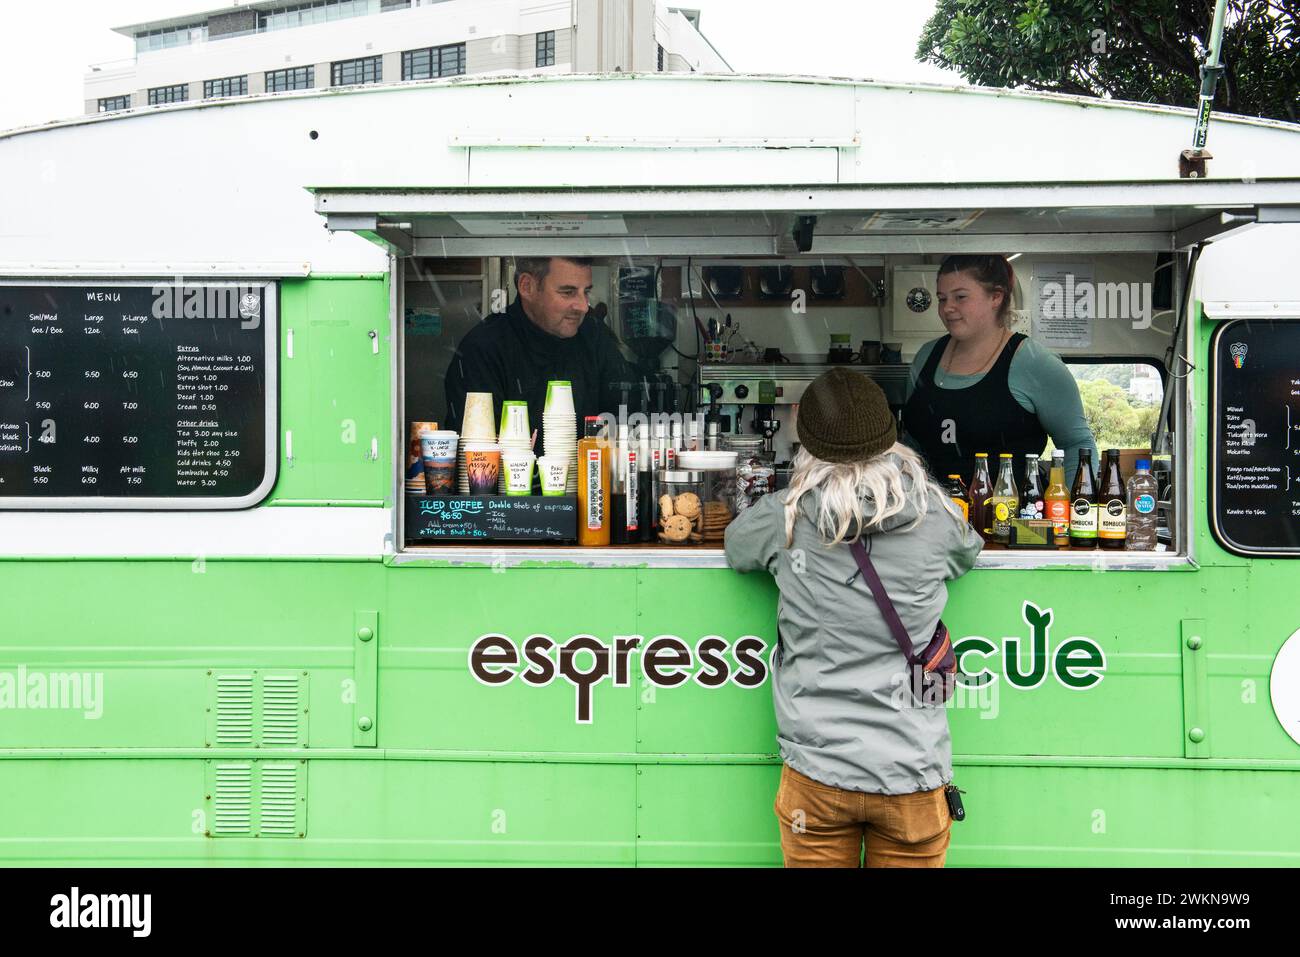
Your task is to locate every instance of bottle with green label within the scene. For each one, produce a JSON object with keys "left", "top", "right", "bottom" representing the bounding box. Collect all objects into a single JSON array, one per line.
[
  {"left": 988, "top": 453, "right": 1019, "bottom": 544},
  {"left": 1069, "top": 448, "right": 1099, "bottom": 549}
]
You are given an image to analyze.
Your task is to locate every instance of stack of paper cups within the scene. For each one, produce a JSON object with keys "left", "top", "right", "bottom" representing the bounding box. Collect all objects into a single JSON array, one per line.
[
  {"left": 407, "top": 421, "right": 438, "bottom": 494},
  {"left": 458, "top": 392, "right": 497, "bottom": 495},
  {"left": 496, "top": 401, "right": 533, "bottom": 493},
  {"left": 542, "top": 380, "right": 578, "bottom": 495}
]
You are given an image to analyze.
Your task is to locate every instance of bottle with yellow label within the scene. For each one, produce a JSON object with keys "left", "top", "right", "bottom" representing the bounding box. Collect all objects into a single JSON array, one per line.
[
  {"left": 945, "top": 474, "right": 969, "bottom": 523},
  {"left": 577, "top": 416, "right": 611, "bottom": 547},
  {"left": 987, "top": 453, "right": 1019, "bottom": 544}
]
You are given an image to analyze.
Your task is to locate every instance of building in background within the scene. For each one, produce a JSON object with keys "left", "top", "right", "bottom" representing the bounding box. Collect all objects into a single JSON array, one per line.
[{"left": 85, "top": 0, "right": 729, "bottom": 114}]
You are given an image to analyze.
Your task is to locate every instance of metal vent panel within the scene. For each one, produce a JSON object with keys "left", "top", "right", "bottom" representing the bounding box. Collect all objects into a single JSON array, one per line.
[
  {"left": 207, "top": 672, "right": 309, "bottom": 748},
  {"left": 205, "top": 761, "right": 307, "bottom": 839},
  {"left": 212, "top": 762, "right": 254, "bottom": 836},
  {"left": 213, "top": 674, "right": 255, "bottom": 746}
]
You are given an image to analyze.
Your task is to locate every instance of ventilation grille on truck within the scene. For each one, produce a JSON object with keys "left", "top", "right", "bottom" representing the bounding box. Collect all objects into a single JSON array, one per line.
[
  {"left": 207, "top": 761, "right": 306, "bottom": 839},
  {"left": 207, "top": 672, "right": 309, "bottom": 748}
]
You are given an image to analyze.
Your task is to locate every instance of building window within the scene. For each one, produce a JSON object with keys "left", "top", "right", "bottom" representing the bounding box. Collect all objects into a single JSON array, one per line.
[
  {"left": 147, "top": 84, "right": 188, "bottom": 105},
  {"left": 265, "top": 66, "right": 316, "bottom": 92},
  {"left": 97, "top": 95, "right": 131, "bottom": 113},
  {"left": 657, "top": 44, "right": 664, "bottom": 71},
  {"left": 401, "top": 43, "right": 465, "bottom": 80},
  {"left": 332, "top": 55, "right": 383, "bottom": 86},
  {"left": 135, "top": 24, "right": 206, "bottom": 53},
  {"left": 536, "top": 31, "right": 556, "bottom": 67},
  {"left": 203, "top": 76, "right": 248, "bottom": 98},
  {"left": 260, "top": 0, "right": 376, "bottom": 32}
]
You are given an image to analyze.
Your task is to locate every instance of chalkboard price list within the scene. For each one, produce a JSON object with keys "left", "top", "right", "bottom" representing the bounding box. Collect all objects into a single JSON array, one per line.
[
  {"left": 1214, "top": 320, "right": 1300, "bottom": 552},
  {"left": 0, "top": 283, "right": 273, "bottom": 505}
]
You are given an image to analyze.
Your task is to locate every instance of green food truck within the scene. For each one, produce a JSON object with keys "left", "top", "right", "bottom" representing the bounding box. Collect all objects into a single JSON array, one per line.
[{"left": 0, "top": 72, "right": 1298, "bottom": 866}]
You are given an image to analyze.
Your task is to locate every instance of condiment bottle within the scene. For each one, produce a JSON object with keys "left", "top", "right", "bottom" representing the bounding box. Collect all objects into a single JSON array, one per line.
[
  {"left": 610, "top": 424, "right": 639, "bottom": 545},
  {"left": 637, "top": 428, "right": 656, "bottom": 543},
  {"left": 577, "top": 416, "right": 611, "bottom": 547},
  {"left": 988, "top": 453, "right": 1019, "bottom": 544},
  {"left": 968, "top": 453, "right": 994, "bottom": 541},
  {"left": 1069, "top": 448, "right": 1099, "bottom": 549},
  {"left": 1098, "top": 448, "right": 1127, "bottom": 550},
  {"left": 1045, "top": 449, "right": 1070, "bottom": 548}
]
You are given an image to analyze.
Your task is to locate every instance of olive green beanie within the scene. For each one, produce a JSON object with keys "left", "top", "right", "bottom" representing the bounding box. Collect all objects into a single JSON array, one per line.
[{"left": 797, "top": 367, "right": 898, "bottom": 463}]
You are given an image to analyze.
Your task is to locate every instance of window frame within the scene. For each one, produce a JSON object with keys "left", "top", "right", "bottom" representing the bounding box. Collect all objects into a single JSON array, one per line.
[
  {"left": 203, "top": 75, "right": 249, "bottom": 99},
  {"left": 97, "top": 96, "right": 131, "bottom": 113},
  {"left": 536, "top": 31, "right": 556, "bottom": 68},
  {"left": 147, "top": 84, "right": 189, "bottom": 106},
  {"left": 401, "top": 43, "right": 466, "bottom": 81},
  {"left": 332, "top": 55, "right": 383, "bottom": 86},
  {"left": 265, "top": 65, "right": 316, "bottom": 92}
]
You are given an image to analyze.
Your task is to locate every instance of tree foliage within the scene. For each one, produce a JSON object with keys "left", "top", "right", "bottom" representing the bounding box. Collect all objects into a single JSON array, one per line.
[
  {"left": 1077, "top": 378, "right": 1162, "bottom": 448},
  {"left": 917, "top": 0, "right": 1299, "bottom": 123}
]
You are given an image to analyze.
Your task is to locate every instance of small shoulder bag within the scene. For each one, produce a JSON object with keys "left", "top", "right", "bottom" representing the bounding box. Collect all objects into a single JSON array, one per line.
[{"left": 847, "top": 537, "right": 956, "bottom": 704}]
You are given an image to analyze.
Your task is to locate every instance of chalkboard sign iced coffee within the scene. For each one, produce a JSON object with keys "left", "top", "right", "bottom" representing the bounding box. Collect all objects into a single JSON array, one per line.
[{"left": 0, "top": 281, "right": 277, "bottom": 509}]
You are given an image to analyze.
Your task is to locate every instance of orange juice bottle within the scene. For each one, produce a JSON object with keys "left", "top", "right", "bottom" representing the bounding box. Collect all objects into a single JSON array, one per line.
[{"left": 577, "top": 416, "right": 611, "bottom": 547}]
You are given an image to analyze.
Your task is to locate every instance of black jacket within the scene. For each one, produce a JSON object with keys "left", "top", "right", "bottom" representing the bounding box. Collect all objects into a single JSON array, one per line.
[{"left": 444, "top": 298, "right": 637, "bottom": 457}]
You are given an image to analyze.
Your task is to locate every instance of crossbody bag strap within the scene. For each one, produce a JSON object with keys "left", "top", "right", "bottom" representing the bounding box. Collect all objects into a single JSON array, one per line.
[{"left": 848, "top": 538, "right": 917, "bottom": 664}]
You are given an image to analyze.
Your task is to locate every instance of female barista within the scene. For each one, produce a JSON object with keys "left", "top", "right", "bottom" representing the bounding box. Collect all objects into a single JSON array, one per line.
[{"left": 902, "top": 254, "right": 1096, "bottom": 489}]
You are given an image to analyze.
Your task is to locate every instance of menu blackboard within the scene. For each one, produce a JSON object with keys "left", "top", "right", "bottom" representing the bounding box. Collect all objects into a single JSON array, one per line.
[
  {"left": 406, "top": 494, "right": 578, "bottom": 542},
  {"left": 0, "top": 281, "right": 277, "bottom": 509},
  {"left": 1211, "top": 319, "right": 1300, "bottom": 555}
]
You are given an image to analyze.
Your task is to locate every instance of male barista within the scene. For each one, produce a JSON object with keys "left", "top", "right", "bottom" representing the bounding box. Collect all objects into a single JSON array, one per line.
[{"left": 444, "top": 256, "right": 636, "bottom": 455}]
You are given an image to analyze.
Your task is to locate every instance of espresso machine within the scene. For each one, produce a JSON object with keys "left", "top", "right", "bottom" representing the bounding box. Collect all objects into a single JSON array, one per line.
[{"left": 698, "top": 363, "right": 911, "bottom": 473}]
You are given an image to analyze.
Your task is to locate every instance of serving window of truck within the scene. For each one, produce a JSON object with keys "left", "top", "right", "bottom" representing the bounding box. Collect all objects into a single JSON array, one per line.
[
  {"left": 0, "top": 281, "right": 278, "bottom": 509},
  {"left": 314, "top": 181, "right": 1299, "bottom": 569}
]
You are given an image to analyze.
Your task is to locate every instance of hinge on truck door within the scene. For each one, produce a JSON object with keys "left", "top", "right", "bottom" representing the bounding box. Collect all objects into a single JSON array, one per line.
[
  {"left": 1181, "top": 619, "right": 1209, "bottom": 758},
  {"left": 354, "top": 611, "right": 378, "bottom": 747}
]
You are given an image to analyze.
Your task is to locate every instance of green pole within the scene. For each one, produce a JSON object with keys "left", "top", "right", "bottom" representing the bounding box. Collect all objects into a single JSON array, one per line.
[{"left": 1192, "top": 0, "right": 1229, "bottom": 150}]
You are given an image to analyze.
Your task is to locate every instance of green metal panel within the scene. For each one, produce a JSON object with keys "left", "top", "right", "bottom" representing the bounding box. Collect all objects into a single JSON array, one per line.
[
  {"left": 270, "top": 278, "right": 390, "bottom": 505},
  {"left": 381, "top": 566, "right": 639, "bottom": 753}
]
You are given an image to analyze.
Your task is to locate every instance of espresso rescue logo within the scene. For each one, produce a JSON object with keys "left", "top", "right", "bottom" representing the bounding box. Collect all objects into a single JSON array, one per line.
[
  {"left": 468, "top": 634, "right": 769, "bottom": 723},
  {"left": 468, "top": 603, "right": 1107, "bottom": 724}
]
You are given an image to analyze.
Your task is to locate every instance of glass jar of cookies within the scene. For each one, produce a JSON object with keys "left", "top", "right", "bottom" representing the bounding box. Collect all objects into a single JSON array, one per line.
[
  {"left": 698, "top": 467, "right": 738, "bottom": 544},
  {"left": 656, "top": 470, "right": 705, "bottom": 546}
]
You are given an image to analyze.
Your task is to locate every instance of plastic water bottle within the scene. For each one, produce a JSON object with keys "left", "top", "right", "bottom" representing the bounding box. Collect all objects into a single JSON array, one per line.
[{"left": 1126, "top": 459, "right": 1158, "bottom": 550}]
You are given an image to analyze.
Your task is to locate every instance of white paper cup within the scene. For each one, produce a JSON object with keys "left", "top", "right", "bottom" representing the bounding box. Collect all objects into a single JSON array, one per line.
[
  {"left": 543, "top": 380, "right": 575, "bottom": 416},
  {"left": 538, "top": 455, "right": 569, "bottom": 496},
  {"left": 498, "top": 401, "right": 531, "bottom": 443},
  {"left": 462, "top": 392, "right": 497, "bottom": 441},
  {"left": 419, "top": 430, "right": 458, "bottom": 462},
  {"left": 502, "top": 452, "right": 536, "bottom": 495}
]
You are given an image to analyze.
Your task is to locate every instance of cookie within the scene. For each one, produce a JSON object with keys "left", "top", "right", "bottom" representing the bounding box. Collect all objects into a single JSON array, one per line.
[
  {"left": 658, "top": 494, "right": 674, "bottom": 519},
  {"left": 662, "top": 514, "right": 694, "bottom": 542},
  {"left": 673, "top": 492, "right": 701, "bottom": 519}
]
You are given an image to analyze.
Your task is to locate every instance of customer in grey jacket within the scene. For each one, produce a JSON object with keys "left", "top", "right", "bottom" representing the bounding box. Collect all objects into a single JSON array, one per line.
[{"left": 724, "top": 367, "right": 983, "bottom": 867}]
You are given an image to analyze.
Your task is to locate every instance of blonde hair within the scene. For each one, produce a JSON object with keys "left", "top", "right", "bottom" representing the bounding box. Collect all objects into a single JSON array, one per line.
[{"left": 782, "top": 442, "right": 960, "bottom": 547}]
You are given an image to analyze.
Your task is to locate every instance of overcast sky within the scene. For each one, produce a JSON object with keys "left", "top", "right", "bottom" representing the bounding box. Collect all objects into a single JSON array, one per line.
[{"left": 0, "top": 0, "right": 961, "bottom": 132}]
